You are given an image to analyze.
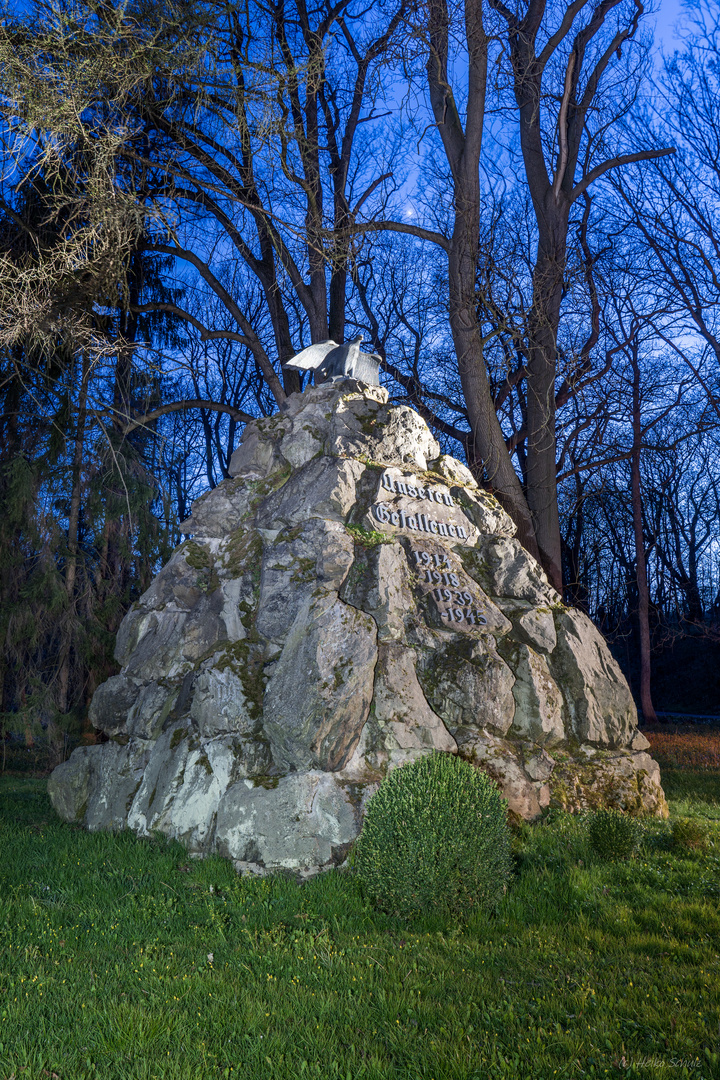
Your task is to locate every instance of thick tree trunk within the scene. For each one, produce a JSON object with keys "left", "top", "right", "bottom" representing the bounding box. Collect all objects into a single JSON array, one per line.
[
  {"left": 630, "top": 343, "right": 657, "bottom": 725},
  {"left": 328, "top": 263, "right": 347, "bottom": 344},
  {"left": 488, "top": 0, "right": 653, "bottom": 591},
  {"left": 525, "top": 218, "right": 568, "bottom": 590},
  {"left": 427, "top": 0, "right": 540, "bottom": 562},
  {"left": 450, "top": 297, "right": 540, "bottom": 559}
]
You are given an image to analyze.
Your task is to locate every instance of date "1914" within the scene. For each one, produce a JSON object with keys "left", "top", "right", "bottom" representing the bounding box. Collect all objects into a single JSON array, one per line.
[{"left": 411, "top": 548, "right": 488, "bottom": 626}]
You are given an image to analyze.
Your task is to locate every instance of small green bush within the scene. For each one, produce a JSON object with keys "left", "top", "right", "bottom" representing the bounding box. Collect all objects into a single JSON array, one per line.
[
  {"left": 672, "top": 817, "right": 709, "bottom": 853},
  {"left": 588, "top": 808, "right": 641, "bottom": 860},
  {"left": 352, "top": 752, "right": 512, "bottom": 918}
]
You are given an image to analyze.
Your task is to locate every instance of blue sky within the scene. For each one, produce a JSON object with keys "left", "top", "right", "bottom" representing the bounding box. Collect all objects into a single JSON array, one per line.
[
  {"left": 653, "top": 0, "right": 693, "bottom": 54},
  {"left": 1, "top": 0, "right": 695, "bottom": 47}
]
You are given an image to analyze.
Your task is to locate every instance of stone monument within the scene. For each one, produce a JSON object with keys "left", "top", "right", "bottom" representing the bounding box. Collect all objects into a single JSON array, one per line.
[{"left": 48, "top": 378, "right": 667, "bottom": 876}]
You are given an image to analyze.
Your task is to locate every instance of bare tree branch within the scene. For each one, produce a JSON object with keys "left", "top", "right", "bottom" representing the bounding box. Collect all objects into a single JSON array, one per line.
[
  {"left": 123, "top": 399, "right": 254, "bottom": 434},
  {"left": 346, "top": 219, "right": 450, "bottom": 252},
  {"left": 571, "top": 147, "right": 676, "bottom": 202}
]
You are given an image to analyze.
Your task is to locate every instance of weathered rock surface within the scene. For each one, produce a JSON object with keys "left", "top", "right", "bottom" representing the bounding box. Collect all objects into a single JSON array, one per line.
[
  {"left": 549, "top": 609, "right": 637, "bottom": 749},
  {"left": 48, "top": 378, "right": 667, "bottom": 875}
]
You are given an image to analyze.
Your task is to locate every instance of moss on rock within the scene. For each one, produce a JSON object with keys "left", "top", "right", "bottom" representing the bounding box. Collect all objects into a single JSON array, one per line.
[
  {"left": 214, "top": 639, "right": 266, "bottom": 721},
  {"left": 183, "top": 541, "right": 212, "bottom": 570},
  {"left": 549, "top": 754, "right": 668, "bottom": 817}
]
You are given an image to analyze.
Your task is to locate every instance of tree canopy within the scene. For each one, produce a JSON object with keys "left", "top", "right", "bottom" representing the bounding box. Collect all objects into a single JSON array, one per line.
[{"left": 2, "top": 0, "right": 720, "bottom": 756}]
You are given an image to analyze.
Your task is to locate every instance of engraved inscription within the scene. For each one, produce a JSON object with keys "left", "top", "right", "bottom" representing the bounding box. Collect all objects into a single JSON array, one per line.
[
  {"left": 410, "top": 547, "right": 489, "bottom": 628},
  {"left": 380, "top": 470, "right": 454, "bottom": 506},
  {"left": 367, "top": 467, "right": 477, "bottom": 546},
  {"left": 372, "top": 501, "right": 469, "bottom": 540}
]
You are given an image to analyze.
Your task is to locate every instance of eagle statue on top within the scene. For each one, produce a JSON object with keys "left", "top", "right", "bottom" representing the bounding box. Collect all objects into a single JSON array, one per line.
[{"left": 283, "top": 336, "right": 382, "bottom": 387}]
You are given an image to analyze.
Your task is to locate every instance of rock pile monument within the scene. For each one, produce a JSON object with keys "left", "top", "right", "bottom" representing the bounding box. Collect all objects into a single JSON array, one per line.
[{"left": 48, "top": 378, "right": 667, "bottom": 876}]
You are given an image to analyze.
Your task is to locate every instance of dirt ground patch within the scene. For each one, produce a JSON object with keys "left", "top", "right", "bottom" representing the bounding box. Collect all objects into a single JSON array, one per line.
[{"left": 645, "top": 723, "right": 720, "bottom": 770}]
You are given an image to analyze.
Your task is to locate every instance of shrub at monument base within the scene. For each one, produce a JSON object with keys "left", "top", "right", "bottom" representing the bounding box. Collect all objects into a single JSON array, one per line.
[
  {"left": 672, "top": 816, "right": 710, "bottom": 853},
  {"left": 588, "top": 807, "right": 641, "bottom": 861},
  {"left": 352, "top": 752, "right": 512, "bottom": 916}
]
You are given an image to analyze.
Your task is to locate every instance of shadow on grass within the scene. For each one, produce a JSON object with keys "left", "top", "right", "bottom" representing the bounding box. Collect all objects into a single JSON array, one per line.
[
  {"left": 0, "top": 773, "right": 55, "bottom": 826},
  {"left": 661, "top": 767, "right": 720, "bottom": 815}
]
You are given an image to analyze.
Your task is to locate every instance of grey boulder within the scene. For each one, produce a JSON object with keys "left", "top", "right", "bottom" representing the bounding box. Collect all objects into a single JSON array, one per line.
[{"left": 48, "top": 378, "right": 667, "bottom": 877}]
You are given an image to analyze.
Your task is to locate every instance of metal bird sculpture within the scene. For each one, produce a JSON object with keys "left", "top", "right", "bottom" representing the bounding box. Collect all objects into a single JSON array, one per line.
[{"left": 283, "top": 336, "right": 381, "bottom": 386}]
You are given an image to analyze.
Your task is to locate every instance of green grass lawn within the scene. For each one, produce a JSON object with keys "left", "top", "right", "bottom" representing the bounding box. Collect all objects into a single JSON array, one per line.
[{"left": 1, "top": 772, "right": 719, "bottom": 1080}]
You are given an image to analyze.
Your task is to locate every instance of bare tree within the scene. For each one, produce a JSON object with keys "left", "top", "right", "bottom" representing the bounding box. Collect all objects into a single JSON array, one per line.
[
  {"left": 483, "top": 0, "right": 674, "bottom": 587},
  {"left": 123, "top": 0, "right": 410, "bottom": 408},
  {"left": 354, "top": 0, "right": 673, "bottom": 586},
  {"left": 616, "top": 0, "right": 720, "bottom": 425}
]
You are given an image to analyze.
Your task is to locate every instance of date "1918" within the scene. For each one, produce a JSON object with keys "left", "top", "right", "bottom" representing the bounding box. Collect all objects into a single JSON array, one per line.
[
  {"left": 423, "top": 568, "right": 460, "bottom": 587},
  {"left": 412, "top": 549, "right": 459, "bottom": 586}
]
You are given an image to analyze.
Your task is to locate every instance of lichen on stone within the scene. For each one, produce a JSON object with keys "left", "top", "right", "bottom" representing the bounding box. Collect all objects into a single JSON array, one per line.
[
  {"left": 170, "top": 727, "right": 189, "bottom": 750},
  {"left": 214, "top": 639, "right": 266, "bottom": 721},
  {"left": 197, "top": 753, "right": 213, "bottom": 776},
  {"left": 344, "top": 524, "right": 394, "bottom": 546},
  {"left": 252, "top": 775, "right": 279, "bottom": 789},
  {"left": 183, "top": 540, "right": 212, "bottom": 570},
  {"left": 249, "top": 461, "right": 292, "bottom": 499},
  {"left": 182, "top": 540, "right": 220, "bottom": 592},
  {"left": 223, "top": 528, "right": 263, "bottom": 580}
]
